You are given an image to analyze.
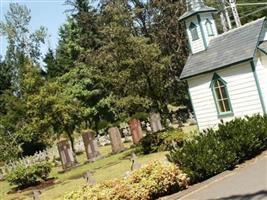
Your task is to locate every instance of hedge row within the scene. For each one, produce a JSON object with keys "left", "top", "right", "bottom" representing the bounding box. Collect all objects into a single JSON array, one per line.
[{"left": 168, "top": 115, "right": 267, "bottom": 182}]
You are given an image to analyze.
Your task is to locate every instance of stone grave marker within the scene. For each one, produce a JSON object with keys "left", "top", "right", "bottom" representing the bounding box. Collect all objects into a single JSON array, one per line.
[
  {"left": 32, "top": 190, "right": 41, "bottom": 200},
  {"left": 83, "top": 171, "right": 96, "bottom": 185},
  {"left": 108, "top": 127, "right": 124, "bottom": 154},
  {"left": 129, "top": 119, "right": 143, "bottom": 144},
  {"left": 149, "top": 113, "right": 163, "bottom": 133},
  {"left": 82, "top": 130, "right": 100, "bottom": 162},
  {"left": 57, "top": 140, "right": 75, "bottom": 170},
  {"left": 130, "top": 153, "right": 141, "bottom": 171}
]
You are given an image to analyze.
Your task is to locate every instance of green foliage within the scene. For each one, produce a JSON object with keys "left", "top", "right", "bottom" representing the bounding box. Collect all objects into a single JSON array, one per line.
[
  {"left": 137, "top": 129, "right": 185, "bottom": 155},
  {"left": 138, "top": 133, "right": 164, "bottom": 155},
  {"left": 0, "top": 126, "right": 21, "bottom": 161},
  {"left": 159, "top": 129, "right": 186, "bottom": 151},
  {"left": 168, "top": 115, "right": 267, "bottom": 183},
  {"left": 0, "top": 4, "right": 48, "bottom": 160},
  {"left": 0, "top": 3, "right": 46, "bottom": 94},
  {"left": 131, "top": 112, "right": 149, "bottom": 121},
  {"left": 7, "top": 162, "right": 52, "bottom": 189},
  {"left": 64, "top": 161, "right": 189, "bottom": 200},
  {"left": 1, "top": 0, "right": 266, "bottom": 166}
]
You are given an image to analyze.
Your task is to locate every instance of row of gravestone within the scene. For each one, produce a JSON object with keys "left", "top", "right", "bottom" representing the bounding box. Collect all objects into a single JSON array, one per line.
[{"left": 58, "top": 113, "right": 163, "bottom": 170}]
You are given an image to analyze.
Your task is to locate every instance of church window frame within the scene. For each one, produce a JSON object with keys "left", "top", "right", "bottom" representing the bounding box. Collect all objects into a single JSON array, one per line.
[
  {"left": 189, "top": 22, "right": 199, "bottom": 41},
  {"left": 205, "top": 18, "right": 214, "bottom": 36},
  {"left": 210, "top": 73, "right": 234, "bottom": 118}
]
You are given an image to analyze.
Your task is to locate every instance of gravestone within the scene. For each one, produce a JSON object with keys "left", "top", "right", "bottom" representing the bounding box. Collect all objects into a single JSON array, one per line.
[
  {"left": 83, "top": 171, "right": 96, "bottom": 185},
  {"left": 57, "top": 140, "right": 75, "bottom": 170},
  {"left": 32, "top": 190, "right": 41, "bottom": 200},
  {"left": 149, "top": 113, "right": 163, "bottom": 133},
  {"left": 108, "top": 127, "right": 124, "bottom": 154},
  {"left": 82, "top": 130, "right": 100, "bottom": 162},
  {"left": 128, "top": 119, "right": 143, "bottom": 144},
  {"left": 130, "top": 153, "right": 141, "bottom": 171}
]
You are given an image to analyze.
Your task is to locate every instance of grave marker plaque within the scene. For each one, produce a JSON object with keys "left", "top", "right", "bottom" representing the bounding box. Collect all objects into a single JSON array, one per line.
[
  {"left": 129, "top": 119, "right": 143, "bottom": 144},
  {"left": 130, "top": 153, "right": 141, "bottom": 171},
  {"left": 108, "top": 127, "right": 124, "bottom": 154},
  {"left": 83, "top": 171, "right": 96, "bottom": 185},
  {"left": 32, "top": 190, "right": 41, "bottom": 200},
  {"left": 82, "top": 130, "right": 100, "bottom": 162},
  {"left": 149, "top": 113, "right": 163, "bottom": 133},
  {"left": 57, "top": 140, "right": 75, "bottom": 170}
]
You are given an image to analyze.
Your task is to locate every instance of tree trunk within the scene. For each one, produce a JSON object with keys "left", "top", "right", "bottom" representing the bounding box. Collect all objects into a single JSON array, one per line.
[{"left": 66, "top": 129, "right": 78, "bottom": 163}]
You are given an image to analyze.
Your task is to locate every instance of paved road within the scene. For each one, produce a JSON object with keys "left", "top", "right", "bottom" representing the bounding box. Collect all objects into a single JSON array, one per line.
[{"left": 164, "top": 152, "right": 267, "bottom": 200}]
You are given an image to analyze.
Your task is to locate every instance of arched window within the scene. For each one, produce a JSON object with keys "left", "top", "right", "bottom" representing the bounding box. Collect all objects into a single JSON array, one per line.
[
  {"left": 210, "top": 73, "right": 233, "bottom": 117},
  {"left": 189, "top": 22, "right": 199, "bottom": 41},
  {"left": 205, "top": 19, "right": 214, "bottom": 36}
]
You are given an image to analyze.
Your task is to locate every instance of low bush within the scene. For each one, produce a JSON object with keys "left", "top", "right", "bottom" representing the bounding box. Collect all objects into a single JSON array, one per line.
[
  {"left": 137, "top": 129, "right": 186, "bottom": 154},
  {"left": 7, "top": 161, "right": 52, "bottom": 188},
  {"left": 64, "top": 161, "right": 189, "bottom": 200},
  {"left": 168, "top": 115, "right": 267, "bottom": 183}
]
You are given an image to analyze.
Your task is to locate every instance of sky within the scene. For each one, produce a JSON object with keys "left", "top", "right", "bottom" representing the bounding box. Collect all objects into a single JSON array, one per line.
[{"left": 0, "top": 0, "right": 71, "bottom": 60}]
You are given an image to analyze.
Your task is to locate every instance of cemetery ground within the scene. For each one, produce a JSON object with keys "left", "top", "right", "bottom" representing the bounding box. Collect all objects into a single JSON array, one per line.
[{"left": 0, "top": 126, "right": 197, "bottom": 200}]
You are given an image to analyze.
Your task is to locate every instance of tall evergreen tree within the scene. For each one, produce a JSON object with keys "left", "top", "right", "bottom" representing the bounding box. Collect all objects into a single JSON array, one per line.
[{"left": 0, "top": 3, "right": 46, "bottom": 95}]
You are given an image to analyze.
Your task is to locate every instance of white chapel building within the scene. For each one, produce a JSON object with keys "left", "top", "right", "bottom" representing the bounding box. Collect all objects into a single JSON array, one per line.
[{"left": 180, "top": 0, "right": 267, "bottom": 130}]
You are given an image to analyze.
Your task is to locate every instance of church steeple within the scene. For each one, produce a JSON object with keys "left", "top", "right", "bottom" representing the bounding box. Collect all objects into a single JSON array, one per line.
[
  {"left": 186, "top": 0, "right": 205, "bottom": 11},
  {"left": 180, "top": 0, "right": 218, "bottom": 54}
]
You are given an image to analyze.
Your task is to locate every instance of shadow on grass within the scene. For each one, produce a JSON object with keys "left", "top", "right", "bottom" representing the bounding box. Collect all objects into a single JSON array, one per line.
[
  {"left": 209, "top": 190, "right": 267, "bottom": 200},
  {"left": 68, "top": 160, "right": 122, "bottom": 180}
]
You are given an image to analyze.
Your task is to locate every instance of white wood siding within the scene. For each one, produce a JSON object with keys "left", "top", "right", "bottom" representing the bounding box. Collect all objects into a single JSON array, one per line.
[
  {"left": 188, "top": 62, "right": 263, "bottom": 130},
  {"left": 256, "top": 51, "right": 267, "bottom": 109},
  {"left": 199, "top": 13, "right": 218, "bottom": 45},
  {"left": 263, "top": 27, "right": 267, "bottom": 40},
  {"left": 186, "top": 16, "right": 205, "bottom": 54}
]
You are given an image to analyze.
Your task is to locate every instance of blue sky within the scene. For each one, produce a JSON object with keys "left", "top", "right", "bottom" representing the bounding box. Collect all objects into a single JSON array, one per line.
[{"left": 0, "top": 0, "right": 71, "bottom": 60}]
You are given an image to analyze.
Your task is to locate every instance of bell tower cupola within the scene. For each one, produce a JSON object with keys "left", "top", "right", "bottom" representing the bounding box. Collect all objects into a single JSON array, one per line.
[{"left": 179, "top": 0, "right": 218, "bottom": 54}]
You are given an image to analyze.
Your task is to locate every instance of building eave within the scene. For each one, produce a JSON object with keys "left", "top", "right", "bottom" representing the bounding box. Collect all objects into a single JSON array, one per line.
[
  {"left": 179, "top": 7, "right": 217, "bottom": 21},
  {"left": 180, "top": 58, "right": 253, "bottom": 80}
]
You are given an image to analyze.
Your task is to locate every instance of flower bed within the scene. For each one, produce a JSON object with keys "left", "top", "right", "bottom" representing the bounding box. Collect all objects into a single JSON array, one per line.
[{"left": 64, "top": 161, "right": 189, "bottom": 200}]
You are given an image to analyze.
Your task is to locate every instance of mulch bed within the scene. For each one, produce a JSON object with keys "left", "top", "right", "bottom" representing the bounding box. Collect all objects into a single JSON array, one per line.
[{"left": 7, "top": 177, "right": 57, "bottom": 194}]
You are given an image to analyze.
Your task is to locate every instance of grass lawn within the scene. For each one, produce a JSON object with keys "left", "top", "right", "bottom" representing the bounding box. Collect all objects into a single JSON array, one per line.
[
  {"left": 0, "top": 144, "right": 168, "bottom": 200},
  {"left": 0, "top": 125, "right": 197, "bottom": 200}
]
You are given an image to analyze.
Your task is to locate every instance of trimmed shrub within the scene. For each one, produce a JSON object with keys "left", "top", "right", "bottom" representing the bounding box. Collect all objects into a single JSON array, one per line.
[
  {"left": 159, "top": 129, "right": 186, "bottom": 151},
  {"left": 64, "top": 161, "right": 189, "bottom": 200},
  {"left": 168, "top": 115, "right": 267, "bottom": 183},
  {"left": 7, "top": 161, "right": 52, "bottom": 188},
  {"left": 137, "top": 129, "right": 186, "bottom": 154}
]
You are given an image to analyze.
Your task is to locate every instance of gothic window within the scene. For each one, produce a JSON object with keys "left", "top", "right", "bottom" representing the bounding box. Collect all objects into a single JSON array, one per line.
[
  {"left": 189, "top": 22, "right": 199, "bottom": 41},
  {"left": 205, "top": 19, "right": 214, "bottom": 36},
  {"left": 211, "top": 74, "right": 233, "bottom": 117}
]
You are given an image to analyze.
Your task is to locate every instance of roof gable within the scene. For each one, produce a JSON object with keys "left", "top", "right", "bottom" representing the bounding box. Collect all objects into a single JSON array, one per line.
[{"left": 181, "top": 17, "right": 266, "bottom": 79}]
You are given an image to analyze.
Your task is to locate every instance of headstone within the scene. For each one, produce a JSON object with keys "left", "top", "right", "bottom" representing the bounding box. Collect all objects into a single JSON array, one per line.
[
  {"left": 128, "top": 119, "right": 143, "bottom": 144},
  {"left": 32, "top": 190, "right": 41, "bottom": 200},
  {"left": 82, "top": 130, "right": 100, "bottom": 162},
  {"left": 149, "top": 113, "right": 163, "bottom": 133},
  {"left": 146, "top": 122, "right": 152, "bottom": 132},
  {"left": 130, "top": 153, "right": 141, "bottom": 171},
  {"left": 83, "top": 171, "right": 96, "bottom": 185},
  {"left": 108, "top": 127, "right": 124, "bottom": 154},
  {"left": 57, "top": 140, "right": 75, "bottom": 170}
]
